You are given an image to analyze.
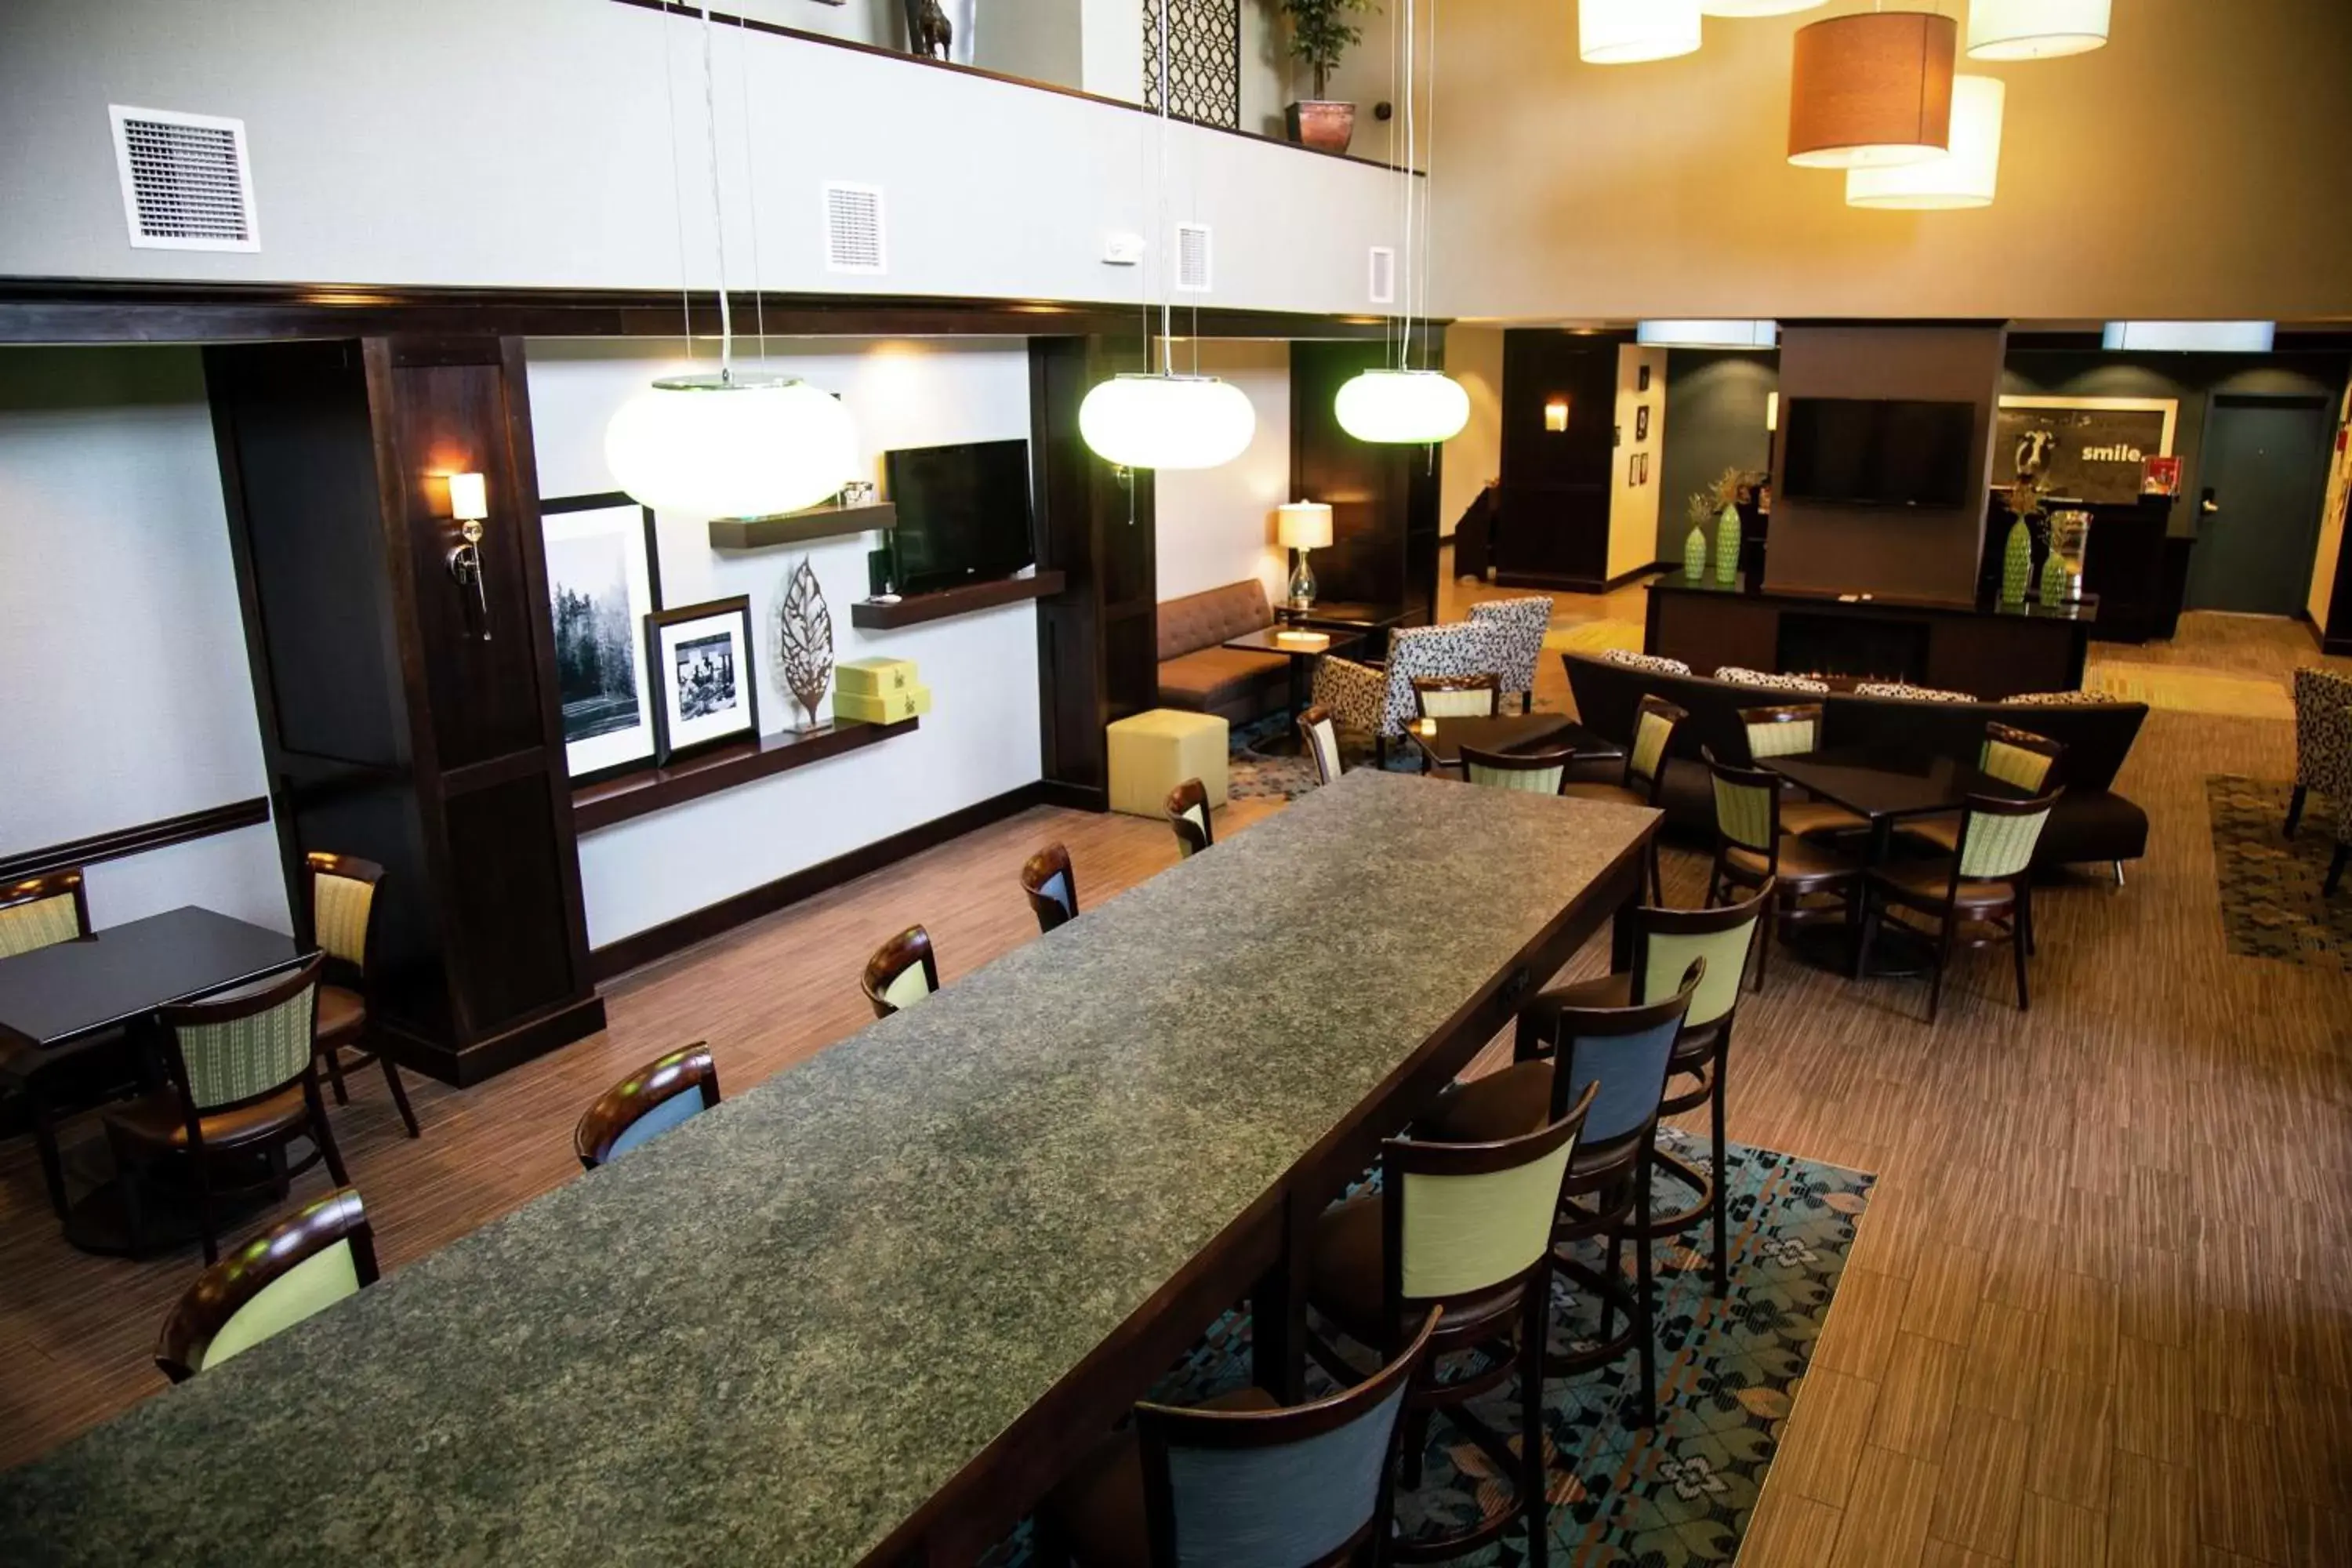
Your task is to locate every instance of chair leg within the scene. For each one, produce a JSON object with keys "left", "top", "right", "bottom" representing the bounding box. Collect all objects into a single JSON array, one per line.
[
  {"left": 378, "top": 1052, "right": 422, "bottom": 1139},
  {"left": 2285, "top": 783, "right": 2307, "bottom": 838},
  {"left": 2011, "top": 909, "right": 2031, "bottom": 1013},
  {"left": 306, "top": 1075, "right": 351, "bottom": 1187},
  {"left": 1926, "top": 913, "right": 1956, "bottom": 1024},
  {"left": 2327, "top": 842, "right": 2349, "bottom": 897},
  {"left": 267, "top": 1142, "right": 291, "bottom": 1202},
  {"left": 1857, "top": 891, "right": 1882, "bottom": 981},
  {"left": 1376, "top": 735, "right": 1389, "bottom": 770},
  {"left": 1755, "top": 895, "right": 1774, "bottom": 992},
  {"left": 1646, "top": 841, "right": 1663, "bottom": 906},
  {"left": 2020, "top": 882, "right": 2038, "bottom": 957},
  {"left": 26, "top": 1078, "right": 71, "bottom": 1221},
  {"left": 1520, "top": 1281, "right": 1551, "bottom": 1568},
  {"left": 190, "top": 1149, "right": 220, "bottom": 1267},
  {"left": 2111, "top": 859, "right": 2126, "bottom": 890},
  {"left": 1599, "top": 1229, "right": 1624, "bottom": 1342},
  {"left": 1711, "top": 1056, "right": 1730, "bottom": 1298},
  {"left": 321, "top": 1043, "right": 349, "bottom": 1106},
  {"left": 1399, "top": 1403, "right": 1432, "bottom": 1490},
  {"left": 1632, "top": 1160, "right": 1657, "bottom": 1427}
]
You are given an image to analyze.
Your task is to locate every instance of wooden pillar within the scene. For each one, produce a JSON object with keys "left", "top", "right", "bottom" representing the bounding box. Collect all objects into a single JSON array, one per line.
[{"left": 1290, "top": 335, "right": 1444, "bottom": 627}]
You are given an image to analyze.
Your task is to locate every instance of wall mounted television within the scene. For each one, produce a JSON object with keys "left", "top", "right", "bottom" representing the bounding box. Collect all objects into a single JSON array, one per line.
[
  {"left": 884, "top": 438, "right": 1036, "bottom": 595},
  {"left": 1780, "top": 397, "right": 1976, "bottom": 510}
]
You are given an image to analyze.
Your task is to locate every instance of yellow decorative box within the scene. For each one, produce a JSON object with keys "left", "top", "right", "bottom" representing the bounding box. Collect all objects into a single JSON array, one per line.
[
  {"left": 835, "top": 657, "right": 920, "bottom": 698},
  {"left": 833, "top": 683, "right": 932, "bottom": 725}
]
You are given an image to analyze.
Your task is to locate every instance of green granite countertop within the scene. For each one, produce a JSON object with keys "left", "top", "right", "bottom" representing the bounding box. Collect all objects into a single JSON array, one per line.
[{"left": 0, "top": 770, "right": 1654, "bottom": 1566}]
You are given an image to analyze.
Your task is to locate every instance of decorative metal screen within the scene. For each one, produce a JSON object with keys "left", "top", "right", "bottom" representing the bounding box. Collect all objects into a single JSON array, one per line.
[{"left": 1142, "top": 0, "right": 1242, "bottom": 130}]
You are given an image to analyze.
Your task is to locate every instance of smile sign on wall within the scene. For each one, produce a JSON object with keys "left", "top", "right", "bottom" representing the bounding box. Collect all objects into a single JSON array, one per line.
[{"left": 1996, "top": 396, "right": 2179, "bottom": 505}]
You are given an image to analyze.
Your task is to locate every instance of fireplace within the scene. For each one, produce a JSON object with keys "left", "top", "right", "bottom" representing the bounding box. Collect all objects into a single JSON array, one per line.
[{"left": 1776, "top": 612, "right": 1929, "bottom": 685}]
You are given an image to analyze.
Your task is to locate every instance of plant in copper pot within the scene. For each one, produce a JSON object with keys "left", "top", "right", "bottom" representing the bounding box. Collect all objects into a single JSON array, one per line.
[{"left": 1277, "top": 0, "right": 1380, "bottom": 154}]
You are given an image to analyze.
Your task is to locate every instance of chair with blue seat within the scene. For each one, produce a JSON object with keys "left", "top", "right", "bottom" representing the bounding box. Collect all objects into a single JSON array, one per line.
[
  {"left": 574, "top": 1044, "right": 722, "bottom": 1170},
  {"left": 1022, "top": 843, "right": 1080, "bottom": 935},
  {"left": 154, "top": 1186, "right": 379, "bottom": 1382},
  {"left": 862, "top": 925, "right": 942, "bottom": 1017},
  {"left": 1038, "top": 1308, "right": 1441, "bottom": 1567}
]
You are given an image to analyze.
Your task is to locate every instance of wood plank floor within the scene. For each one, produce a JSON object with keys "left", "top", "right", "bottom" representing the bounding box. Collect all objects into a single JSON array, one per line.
[{"left": 3, "top": 589, "right": 2347, "bottom": 1568}]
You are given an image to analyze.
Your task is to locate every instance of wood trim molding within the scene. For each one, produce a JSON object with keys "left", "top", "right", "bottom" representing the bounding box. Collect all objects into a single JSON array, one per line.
[
  {"left": 849, "top": 572, "right": 1066, "bottom": 629},
  {"left": 0, "top": 798, "right": 272, "bottom": 884}
]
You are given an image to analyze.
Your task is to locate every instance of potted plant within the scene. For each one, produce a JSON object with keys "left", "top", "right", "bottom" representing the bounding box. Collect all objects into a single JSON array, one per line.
[{"left": 1277, "top": 0, "right": 1380, "bottom": 154}]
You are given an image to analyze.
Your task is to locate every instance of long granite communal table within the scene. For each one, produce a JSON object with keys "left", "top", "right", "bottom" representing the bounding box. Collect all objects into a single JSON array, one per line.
[{"left": 0, "top": 768, "right": 1656, "bottom": 1567}]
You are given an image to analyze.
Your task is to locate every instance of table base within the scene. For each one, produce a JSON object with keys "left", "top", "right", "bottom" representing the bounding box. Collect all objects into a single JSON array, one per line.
[{"left": 60, "top": 1152, "right": 284, "bottom": 1258}]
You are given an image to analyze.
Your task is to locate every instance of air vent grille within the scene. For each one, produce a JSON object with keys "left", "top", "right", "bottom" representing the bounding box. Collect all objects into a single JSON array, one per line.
[
  {"left": 1368, "top": 246, "right": 1396, "bottom": 305},
  {"left": 110, "top": 106, "right": 257, "bottom": 251},
  {"left": 823, "top": 183, "right": 886, "bottom": 274},
  {"left": 1174, "top": 223, "right": 1212, "bottom": 292}
]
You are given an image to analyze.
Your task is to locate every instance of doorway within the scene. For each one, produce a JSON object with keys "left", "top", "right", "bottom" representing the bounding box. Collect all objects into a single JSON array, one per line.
[{"left": 2184, "top": 394, "right": 2334, "bottom": 615}]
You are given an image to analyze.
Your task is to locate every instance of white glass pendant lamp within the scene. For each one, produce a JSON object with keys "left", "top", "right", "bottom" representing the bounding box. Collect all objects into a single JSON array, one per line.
[
  {"left": 606, "top": 372, "right": 860, "bottom": 518},
  {"left": 1701, "top": 1, "right": 1826, "bottom": 16},
  {"left": 1846, "top": 74, "right": 2006, "bottom": 209},
  {"left": 1966, "top": 0, "right": 2110, "bottom": 61},
  {"left": 1581, "top": 0, "right": 1704, "bottom": 64},
  {"left": 1079, "top": 372, "right": 1258, "bottom": 470},
  {"left": 1335, "top": 368, "right": 1472, "bottom": 445}
]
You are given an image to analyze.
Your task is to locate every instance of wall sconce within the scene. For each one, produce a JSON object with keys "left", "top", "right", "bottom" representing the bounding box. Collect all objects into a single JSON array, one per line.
[
  {"left": 446, "top": 471, "right": 491, "bottom": 640},
  {"left": 1766, "top": 393, "right": 1780, "bottom": 434},
  {"left": 1544, "top": 397, "right": 1570, "bottom": 433}
]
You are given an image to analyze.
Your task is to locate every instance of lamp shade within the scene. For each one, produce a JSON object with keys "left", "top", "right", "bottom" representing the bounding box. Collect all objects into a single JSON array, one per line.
[
  {"left": 1078, "top": 373, "right": 1257, "bottom": 470},
  {"left": 1637, "top": 319, "right": 1779, "bottom": 350},
  {"left": 1966, "top": 0, "right": 2110, "bottom": 60},
  {"left": 1334, "top": 368, "right": 1472, "bottom": 445},
  {"left": 1276, "top": 502, "right": 1334, "bottom": 550},
  {"left": 1846, "top": 74, "right": 2005, "bottom": 209},
  {"left": 1579, "top": 0, "right": 1703, "bottom": 64},
  {"left": 1788, "top": 11, "right": 1957, "bottom": 169},
  {"left": 447, "top": 471, "right": 488, "bottom": 521},
  {"left": 605, "top": 373, "right": 860, "bottom": 518},
  {"left": 1702, "top": 0, "right": 1825, "bottom": 15}
]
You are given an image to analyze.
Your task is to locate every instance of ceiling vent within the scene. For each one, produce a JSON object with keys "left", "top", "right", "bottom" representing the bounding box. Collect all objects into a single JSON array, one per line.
[
  {"left": 1368, "top": 246, "right": 1396, "bottom": 305},
  {"left": 1174, "top": 223, "right": 1212, "bottom": 292},
  {"left": 822, "top": 183, "right": 886, "bottom": 274},
  {"left": 109, "top": 105, "right": 258, "bottom": 252}
]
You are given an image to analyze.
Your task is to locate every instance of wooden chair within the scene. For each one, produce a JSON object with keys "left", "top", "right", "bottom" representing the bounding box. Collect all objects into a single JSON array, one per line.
[
  {"left": 1704, "top": 750, "right": 1858, "bottom": 990},
  {"left": 101, "top": 954, "right": 348, "bottom": 1265},
  {"left": 1298, "top": 703, "right": 1343, "bottom": 787},
  {"left": 154, "top": 1186, "right": 378, "bottom": 1382},
  {"left": 1021, "top": 844, "right": 1079, "bottom": 935},
  {"left": 2286, "top": 666, "right": 2352, "bottom": 839},
  {"left": 1738, "top": 704, "right": 1867, "bottom": 840},
  {"left": 1459, "top": 742, "right": 1573, "bottom": 795},
  {"left": 1410, "top": 671, "right": 1501, "bottom": 720},
  {"left": 574, "top": 1044, "right": 721, "bottom": 1169},
  {"left": 1303, "top": 1084, "right": 1597, "bottom": 1565},
  {"left": 862, "top": 925, "right": 940, "bottom": 1018},
  {"left": 1417, "top": 966, "right": 1703, "bottom": 1429},
  {"left": 1167, "top": 779, "right": 1214, "bottom": 859},
  {"left": 1037, "top": 1308, "right": 1441, "bottom": 1568},
  {"left": 1899, "top": 722, "right": 2066, "bottom": 857},
  {"left": 1863, "top": 792, "right": 2060, "bottom": 1022},
  {"left": 0, "top": 868, "right": 133, "bottom": 1219},
  {"left": 302, "top": 852, "right": 419, "bottom": 1139},
  {"left": 1561, "top": 694, "right": 1685, "bottom": 901}
]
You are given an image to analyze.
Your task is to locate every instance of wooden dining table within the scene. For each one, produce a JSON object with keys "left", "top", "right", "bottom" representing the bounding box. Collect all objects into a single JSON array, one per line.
[{"left": 0, "top": 770, "right": 1657, "bottom": 1567}]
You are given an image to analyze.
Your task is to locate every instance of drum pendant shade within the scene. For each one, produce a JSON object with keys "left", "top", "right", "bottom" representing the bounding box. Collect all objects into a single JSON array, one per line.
[{"left": 1788, "top": 11, "right": 1958, "bottom": 169}]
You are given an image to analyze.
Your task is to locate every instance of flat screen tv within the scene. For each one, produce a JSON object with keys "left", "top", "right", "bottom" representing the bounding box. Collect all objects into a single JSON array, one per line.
[
  {"left": 1780, "top": 397, "right": 1976, "bottom": 509},
  {"left": 884, "top": 439, "right": 1036, "bottom": 595}
]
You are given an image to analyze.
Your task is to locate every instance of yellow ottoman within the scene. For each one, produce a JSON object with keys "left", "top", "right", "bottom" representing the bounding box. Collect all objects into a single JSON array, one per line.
[{"left": 1107, "top": 710, "right": 1229, "bottom": 819}]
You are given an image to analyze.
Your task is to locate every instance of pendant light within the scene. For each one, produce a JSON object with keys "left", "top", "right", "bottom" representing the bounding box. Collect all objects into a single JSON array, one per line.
[
  {"left": 1338, "top": 0, "right": 1471, "bottom": 445},
  {"left": 606, "top": 5, "right": 858, "bottom": 517},
  {"left": 1966, "top": 0, "right": 2110, "bottom": 60},
  {"left": 1846, "top": 74, "right": 2005, "bottom": 209},
  {"left": 1580, "top": 0, "right": 1704, "bottom": 64},
  {"left": 1702, "top": 1, "right": 1826, "bottom": 16},
  {"left": 1787, "top": 10, "right": 1958, "bottom": 169},
  {"left": 1076, "top": 0, "right": 1256, "bottom": 470}
]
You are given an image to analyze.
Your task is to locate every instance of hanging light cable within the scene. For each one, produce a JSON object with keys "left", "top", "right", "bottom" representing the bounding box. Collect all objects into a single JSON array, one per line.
[{"left": 605, "top": 4, "right": 858, "bottom": 519}]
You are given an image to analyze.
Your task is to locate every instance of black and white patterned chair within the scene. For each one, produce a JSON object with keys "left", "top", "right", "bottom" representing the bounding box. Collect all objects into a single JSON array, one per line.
[
  {"left": 1311, "top": 621, "right": 1497, "bottom": 765},
  {"left": 1853, "top": 681, "right": 1978, "bottom": 703},
  {"left": 1716, "top": 666, "right": 1831, "bottom": 695},
  {"left": 1468, "top": 597, "right": 1552, "bottom": 713},
  {"left": 1599, "top": 648, "right": 1691, "bottom": 677},
  {"left": 2288, "top": 666, "right": 2352, "bottom": 847}
]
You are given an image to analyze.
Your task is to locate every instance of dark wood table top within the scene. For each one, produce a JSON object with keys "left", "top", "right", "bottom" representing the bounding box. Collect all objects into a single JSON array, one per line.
[
  {"left": 1220, "top": 624, "right": 1363, "bottom": 659},
  {"left": 1409, "top": 712, "right": 1627, "bottom": 771},
  {"left": 0, "top": 906, "right": 307, "bottom": 1051},
  {"left": 1273, "top": 600, "right": 1408, "bottom": 631},
  {"left": 1762, "top": 746, "right": 2030, "bottom": 823}
]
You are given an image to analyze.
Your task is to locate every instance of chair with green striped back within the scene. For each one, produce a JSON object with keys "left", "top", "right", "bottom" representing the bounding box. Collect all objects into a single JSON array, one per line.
[
  {"left": 862, "top": 924, "right": 941, "bottom": 1018},
  {"left": 1739, "top": 703, "right": 1867, "bottom": 840},
  {"left": 1021, "top": 843, "right": 1080, "bottom": 935},
  {"left": 1562, "top": 694, "right": 1686, "bottom": 902},
  {"left": 303, "top": 852, "right": 419, "bottom": 1139},
  {"left": 1899, "top": 722, "right": 2067, "bottom": 858},
  {"left": 154, "top": 1186, "right": 379, "bottom": 1382},
  {"left": 1863, "top": 790, "right": 2060, "bottom": 1022},
  {"left": 0, "top": 869, "right": 116, "bottom": 1220},
  {"left": 1040, "top": 1308, "right": 1442, "bottom": 1568},
  {"left": 1459, "top": 742, "right": 1573, "bottom": 796},
  {"left": 0, "top": 869, "right": 88, "bottom": 958},
  {"left": 1167, "top": 778, "right": 1214, "bottom": 859},
  {"left": 1705, "top": 750, "right": 1857, "bottom": 991},
  {"left": 101, "top": 953, "right": 347, "bottom": 1264},
  {"left": 574, "top": 1044, "right": 722, "bottom": 1170},
  {"left": 1410, "top": 671, "right": 1501, "bottom": 720},
  {"left": 1297, "top": 703, "right": 1344, "bottom": 788},
  {"left": 1302, "top": 1081, "right": 1596, "bottom": 1566}
]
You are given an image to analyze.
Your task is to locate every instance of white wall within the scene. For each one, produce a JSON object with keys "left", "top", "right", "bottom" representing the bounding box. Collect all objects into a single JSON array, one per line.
[
  {"left": 1609, "top": 344, "right": 1668, "bottom": 581},
  {"left": 0, "top": 0, "right": 1400, "bottom": 318},
  {"left": 1154, "top": 341, "right": 1290, "bottom": 604},
  {"left": 0, "top": 347, "right": 289, "bottom": 933},
  {"left": 525, "top": 337, "right": 1043, "bottom": 948}
]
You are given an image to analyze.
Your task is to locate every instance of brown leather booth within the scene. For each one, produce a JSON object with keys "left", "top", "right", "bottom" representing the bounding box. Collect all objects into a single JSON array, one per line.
[{"left": 1156, "top": 580, "right": 1288, "bottom": 724}]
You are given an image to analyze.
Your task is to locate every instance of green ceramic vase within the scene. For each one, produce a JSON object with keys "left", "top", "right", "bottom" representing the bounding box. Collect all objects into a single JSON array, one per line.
[
  {"left": 2001, "top": 517, "right": 2033, "bottom": 604},
  {"left": 1714, "top": 504, "right": 1742, "bottom": 584},
  {"left": 1684, "top": 525, "right": 1708, "bottom": 579},
  {"left": 2039, "top": 551, "right": 2067, "bottom": 607}
]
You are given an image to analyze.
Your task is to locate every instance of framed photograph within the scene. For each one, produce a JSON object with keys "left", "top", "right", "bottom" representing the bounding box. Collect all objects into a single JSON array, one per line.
[
  {"left": 1638, "top": 364, "right": 1653, "bottom": 394},
  {"left": 647, "top": 596, "right": 759, "bottom": 763},
  {"left": 542, "top": 492, "right": 662, "bottom": 783},
  {"left": 1638, "top": 452, "right": 1651, "bottom": 485},
  {"left": 1635, "top": 405, "right": 1652, "bottom": 441},
  {"left": 1995, "top": 396, "right": 2180, "bottom": 505}
]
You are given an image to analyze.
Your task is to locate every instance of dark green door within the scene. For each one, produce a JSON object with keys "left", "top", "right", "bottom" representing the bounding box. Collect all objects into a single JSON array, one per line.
[{"left": 2184, "top": 395, "right": 2333, "bottom": 615}]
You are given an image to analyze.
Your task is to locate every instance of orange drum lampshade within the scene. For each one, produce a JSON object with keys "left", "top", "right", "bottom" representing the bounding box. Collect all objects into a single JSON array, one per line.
[{"left": 1787, "top": 10, "right": 1957, "bottom": 170}]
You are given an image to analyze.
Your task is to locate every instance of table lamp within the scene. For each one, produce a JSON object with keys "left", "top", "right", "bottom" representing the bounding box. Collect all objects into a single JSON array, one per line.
[{"left": 1276, "top": 502, "right": 1334, "bottom": 610}]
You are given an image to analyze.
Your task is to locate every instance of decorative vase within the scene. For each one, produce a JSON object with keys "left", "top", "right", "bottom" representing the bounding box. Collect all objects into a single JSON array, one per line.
[
  {"left": 1714, "top": 503, "right": 1742, "bottom": 584},
  {"left": 1683, "top": 525, "right": 1709, "bottom": 579},
  {"left": 1284, "top": 100, "right": 1356, "bottom": 154},
  {"left": 2001, "top": 517, "right": 2034, "bottom": 604},
  {"left": 776, "top": 557, "right": 836, "bottom": 732},
  {"left": 2038, "top": 552, "right": 2067, "bottom": 608}
]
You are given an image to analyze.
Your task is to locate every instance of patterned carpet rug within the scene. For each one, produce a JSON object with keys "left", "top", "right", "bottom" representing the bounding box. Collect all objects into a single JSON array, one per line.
[
  {"left": 992, "top": 1134, "right": 1873, "bottom": 1567},
  {"left": 2089, "top": 661, "right": 2296, "bottom": 721},
  {"left": 1227, "top": 713, "right": 1426, "bottom": 803},
  {"left": 2205, "top": 775, "right": 2352, "bottom": 972}
]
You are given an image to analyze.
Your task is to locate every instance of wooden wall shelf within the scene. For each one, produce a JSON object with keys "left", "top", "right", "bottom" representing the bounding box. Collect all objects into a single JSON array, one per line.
[
  {"left": 572, "top": 718, "right": 920, "bottom": 833},
  {"left": 707, "top": 502, "right": 895, "bottom": 552},
  {"left": 850, "top": 571, "right": 1065, "bottom": 630}
]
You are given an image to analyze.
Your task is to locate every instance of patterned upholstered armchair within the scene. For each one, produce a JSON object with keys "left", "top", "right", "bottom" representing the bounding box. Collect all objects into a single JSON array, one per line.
[
  {"left": 1310, "top": 621, "right": 1498, "bottom": 764},
  {"left": 2288, "top": 666, "right": 2352, "bottom": 840},
  {"left": 1467, "top": 597, "right": 1552, "bottom": 713}
]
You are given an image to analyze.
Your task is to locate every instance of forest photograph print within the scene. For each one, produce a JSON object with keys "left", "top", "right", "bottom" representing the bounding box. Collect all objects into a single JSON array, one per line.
[{"left": 540, "top": 497, "right": 659, "bottom": 781}]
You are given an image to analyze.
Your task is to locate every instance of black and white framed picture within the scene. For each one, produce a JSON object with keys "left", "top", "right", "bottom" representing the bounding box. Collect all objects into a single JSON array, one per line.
[
  {"left": 646, "top": 596, "right": 759, "bottom": 764},
  {"left": 1635, "top": 405, "right": 1652, "bottom": 441},
  {"left": 542, "top": 492, "right": 662, "bottom": 783}
]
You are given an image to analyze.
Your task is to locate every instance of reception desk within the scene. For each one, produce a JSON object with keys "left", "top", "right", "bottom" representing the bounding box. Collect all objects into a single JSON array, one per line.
[{"left": 1644, "top": 572, "right": 2096, "bottom": 700}]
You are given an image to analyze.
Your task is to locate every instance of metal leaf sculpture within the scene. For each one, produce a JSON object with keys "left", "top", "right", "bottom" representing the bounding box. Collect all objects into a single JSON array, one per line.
[{"left": 775, "top": 557, "right": 834, "bottom": 731}]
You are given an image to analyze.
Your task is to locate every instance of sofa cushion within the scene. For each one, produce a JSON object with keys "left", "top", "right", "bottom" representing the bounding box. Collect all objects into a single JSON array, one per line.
[
  {"left": 1157, "top": 580, "right": 1273, "bottom": 662},
  {"left": 1157, "top": 647, "right": 1288, "bottom": 710}
]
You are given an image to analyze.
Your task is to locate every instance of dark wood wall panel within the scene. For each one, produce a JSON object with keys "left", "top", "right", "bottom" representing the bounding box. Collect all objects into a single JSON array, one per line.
[
  {"left": 1494, "top": 330, "right": 1624, "bottom": 591},
  {"left": 1289, "top": 339, "right": 1441, "bottom": 625}
]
